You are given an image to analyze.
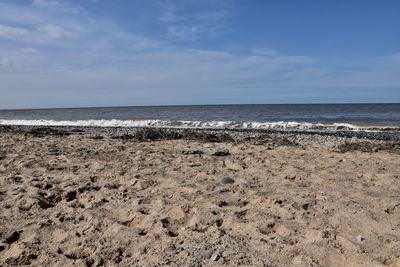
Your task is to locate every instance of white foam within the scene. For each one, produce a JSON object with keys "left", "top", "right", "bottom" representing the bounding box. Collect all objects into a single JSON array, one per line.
[{"left": 0, "top": 119, "right": 396, "bottom": 132}]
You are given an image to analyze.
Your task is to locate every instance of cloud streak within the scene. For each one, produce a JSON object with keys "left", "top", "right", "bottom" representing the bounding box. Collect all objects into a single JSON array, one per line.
[
  {"left": 157, "top": 0, "right": 232, "bottom": 40},
  {"left": 33, "top": 0, "right": 87, "bottom": 15},
  {"left": 0, "top": 23, "right": 78, "bottom": 42}
]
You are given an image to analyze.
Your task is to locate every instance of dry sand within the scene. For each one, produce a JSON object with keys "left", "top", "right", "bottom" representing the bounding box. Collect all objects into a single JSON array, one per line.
[{"left": 0, "top": 127, "right": 400, "bottom": 266}]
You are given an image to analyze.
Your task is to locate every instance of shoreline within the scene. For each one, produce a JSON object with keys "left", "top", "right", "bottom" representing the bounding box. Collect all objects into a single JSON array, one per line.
[
  {"left": 1, "top": 124, "right": 400, "bottom": 141},
  {"left": 1, "top": 125, "right": 400, "bottom": 155}
]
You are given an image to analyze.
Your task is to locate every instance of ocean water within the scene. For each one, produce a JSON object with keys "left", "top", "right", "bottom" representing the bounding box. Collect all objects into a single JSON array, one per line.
[{"left": 0, "top": 104, "right": 399, "bottom": 132}]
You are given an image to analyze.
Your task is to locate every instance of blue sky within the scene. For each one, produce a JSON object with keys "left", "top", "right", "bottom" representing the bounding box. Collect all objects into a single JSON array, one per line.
[{"left": 0, "top": 0, "right": 399, "bottom": 109}]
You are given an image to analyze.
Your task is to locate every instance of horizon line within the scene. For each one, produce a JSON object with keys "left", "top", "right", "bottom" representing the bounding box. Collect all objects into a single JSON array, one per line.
[{"left": 0, "top": 102, "right": 399, "bottom": 112}]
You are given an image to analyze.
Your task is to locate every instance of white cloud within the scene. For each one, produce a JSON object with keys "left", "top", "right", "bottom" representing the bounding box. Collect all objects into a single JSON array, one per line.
[
  {"left": 252, "top": 48, "right": 279, "bottom": 57},
  {"left": 167, "top": 25, "right": 198, "bottom": 40},
  {"left": 0, "top": 23, "right": 77, "bottom": 42},
  {"left": 273, "top": 55, "right": 312, "bottom": 65},
  {"left": 38, "top": 24, "right": 78, "bottom": 39},
  {"left": 0, "top": 24, "right": 31, "bottom": 39},
  {"left": 161, "top": 10, "right": 230, "bottom": 23},
  {"left": 33, "top": 0, "right": 87, "bottom": 15},
  {"left": 158, "top": 1, "right": 232, "bottom": 40},
  {"left": 183, "top": 48, "right": 232, "bottom": 59},
  {"left": 33, "top": 0, "right": 60, "bottom": 9},
  {"left": 240, "top": 49, "right": 312, "bottom": 73},
  {"left": 21, "top": 47, "right": 37, "bottom": 53}
]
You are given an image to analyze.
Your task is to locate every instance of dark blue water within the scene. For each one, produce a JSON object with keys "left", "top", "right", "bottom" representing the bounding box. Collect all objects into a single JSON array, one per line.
[{"left": 0, "top": 104, "right": 399, "bottom": 130}]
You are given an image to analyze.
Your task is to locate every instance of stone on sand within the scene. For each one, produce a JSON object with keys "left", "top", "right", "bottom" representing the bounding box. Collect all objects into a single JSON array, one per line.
[
  {"left": 209, "top": 148, "right": 230, "bottom": 156},
  {"left": 200, "top": 249, "right": 213, "bottom": 259},
  {"left": 302, "top": 198, "right": 316, "bottom": 210},
  {"left": 182, "top": 148, "right": 205, "bottom": 155},
  {"left": 221, "top": 177, "right": 235, "bottom": 184}
]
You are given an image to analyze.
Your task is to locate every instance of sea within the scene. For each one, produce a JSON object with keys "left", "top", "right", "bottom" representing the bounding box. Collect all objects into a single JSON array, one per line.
[{"left": 0, "top": 103, "right": 399, "bottom": 133}]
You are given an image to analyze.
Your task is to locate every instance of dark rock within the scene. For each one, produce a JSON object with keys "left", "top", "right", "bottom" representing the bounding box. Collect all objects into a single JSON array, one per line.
[
  {"left": 181, "top": 131, "right": 234, "bottom": 143},
  {"left": 166, "top": 231, "right": 178, "bottom": 237},
  {"left": 161, "top": 217, "right": 171, "bottom": 228},
  {"left": 335, "top": 141, "right": 400, "bottom": 153},
  {"left": 43, "top": 183, "right": 53, "bottom": 190},
  {"left": 183, "top": 148, "right": 230, "bottom": 156},
  {"left": 103, "top": 182, "right": 119, "bottom": 189},
  {"left": 385, "top": 203, "right": 400, "bottom": 214},
  {"left": 221, "top": 177, "right": 235, "bottom": 184},
  {"left": 8, "top": 176, "right": 23, "bottom": 183},
  {"left": 48, "top": 147, "right": 59, "bottom": 154},
  {"left": 215, "top": 219, "right": 223, "bottom": 227},
  {"left": 5, "top": 231, "right": 20, "bottom": 244},
  {"left": 65, "top": 190, "right": 77, "bottom": 202},
  {"left": 27, "top": 127, "right": 70, "bottom": 137},
  {"left": 111, "top": 134, "right": 135, "bottom": 140},
  {"left": 209, "top": 149, "right": 230, "bottom": 156},
  {"left": 134, "top": 129, "right": 182, "bottom": 141},
  {"left": 284, "top": 174, "right": 296, "bottom": 180},
  {"left": 182, "top": 148, "right": 205, "bottom": 155},
  {"left": 37, "top": 198, "right": 55, "bottom": 209},
  {"left": 137, "top": 229, "right": 147, "bottom": 236},
  {"left": 302, "top": 198, "right": 316, "bottom": 210},
  {"left": 90, "top": 135, "right": 104, "bottom": 140}
]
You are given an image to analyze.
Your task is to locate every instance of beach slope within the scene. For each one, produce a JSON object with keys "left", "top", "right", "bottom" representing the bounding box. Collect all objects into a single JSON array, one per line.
[{"left": 0, "top": 127, "right": 399, "bottom": 266}]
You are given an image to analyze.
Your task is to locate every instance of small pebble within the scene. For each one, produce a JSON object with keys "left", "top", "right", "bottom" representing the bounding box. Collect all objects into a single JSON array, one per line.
[
  {"left": 302, "top": 198, "right": 316, "bottom": 210},
  {"left": 200, "top": 249, "right": 213, "bottom": 259},
  {"left": 211, "top": 252, "right": 220, "bottom": 261},
  {"left": 221, "top": 177, "right": 235, "bottom": 184},
  {"left": 307, "top": 198, "right": 317, "bottom": 206},
  {"left": 284, "top": 174, "right": 296, "bottom": 180}
]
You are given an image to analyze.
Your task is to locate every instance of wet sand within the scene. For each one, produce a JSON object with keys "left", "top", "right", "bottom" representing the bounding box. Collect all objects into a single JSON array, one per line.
[{"left": 0, "top": 127, "right": 400, "bottom": 266}]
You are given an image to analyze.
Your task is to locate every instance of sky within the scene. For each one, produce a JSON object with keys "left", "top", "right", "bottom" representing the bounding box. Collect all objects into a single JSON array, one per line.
[{"left": 0, "top": 0, "right": 399, "bottom": 109}]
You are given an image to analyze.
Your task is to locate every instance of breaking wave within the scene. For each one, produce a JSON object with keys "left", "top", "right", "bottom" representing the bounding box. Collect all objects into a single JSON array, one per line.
[{"left": 1, "top": 119, "right": 399, "bottom": 132}]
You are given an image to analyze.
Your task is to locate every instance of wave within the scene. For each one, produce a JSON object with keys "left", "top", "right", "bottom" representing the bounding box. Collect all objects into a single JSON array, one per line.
[{"left": 0, "top": 119, "right": 399, "bottom": 132}]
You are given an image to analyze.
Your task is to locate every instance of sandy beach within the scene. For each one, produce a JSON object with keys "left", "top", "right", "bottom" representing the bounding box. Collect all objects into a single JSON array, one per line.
[{"left": 0, "top": 126, "right": 399, "bottom": 266}]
